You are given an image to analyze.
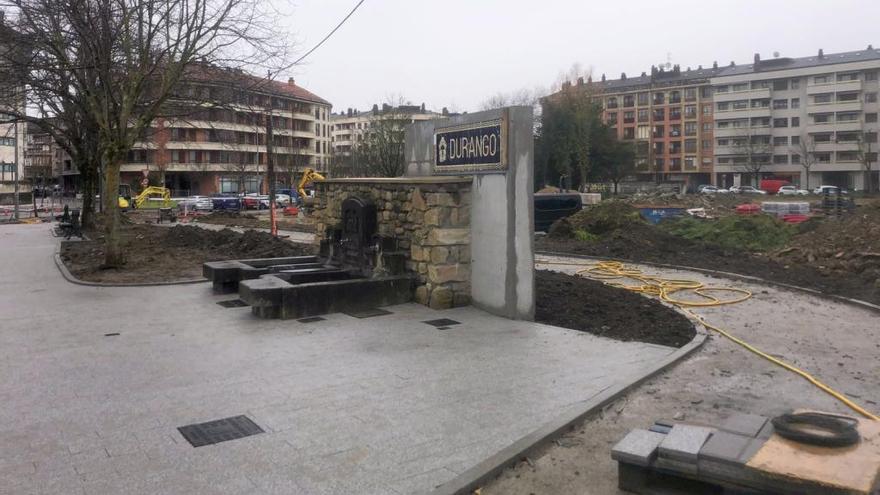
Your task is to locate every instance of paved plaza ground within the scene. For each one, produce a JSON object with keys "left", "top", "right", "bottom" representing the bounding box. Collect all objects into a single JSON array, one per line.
[{"left": 0, "top": 224, "right": 679, "bottom": 494}]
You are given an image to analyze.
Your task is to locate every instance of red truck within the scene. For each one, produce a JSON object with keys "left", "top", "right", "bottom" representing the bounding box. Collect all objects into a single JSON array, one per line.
[{"left": 759, "top": 179, "right": 790, "bottom": 194}]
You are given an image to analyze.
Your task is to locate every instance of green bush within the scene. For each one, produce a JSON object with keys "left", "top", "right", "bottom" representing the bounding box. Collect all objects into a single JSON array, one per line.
[
  {"left": 662, "top": 214, "right": 794, "bottom": 252},
  {"left": 573, "top": 229, "right": 599, "bottom": 242}
]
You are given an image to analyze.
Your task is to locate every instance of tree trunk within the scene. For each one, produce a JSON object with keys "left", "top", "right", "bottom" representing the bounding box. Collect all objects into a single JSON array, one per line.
[
  {"left": 102, "top": 158, "right": 124, "bottom": 267},
  {"left": 80, "top": 160, "right": 97, "bottom": 230}
]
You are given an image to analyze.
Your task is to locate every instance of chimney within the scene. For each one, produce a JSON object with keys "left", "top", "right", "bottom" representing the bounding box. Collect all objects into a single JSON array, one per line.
[
  {"left": 641, "top": 72, "right": 647, "bottom": 77},
  {"left": 288, "top": 77, "right": 295, "bottom": 86},
  {"left": 754, "top": 53, "right": 760, "bottom": 64},
  {"left": 601, "top": 73, "right": 606, "bottom": 82},
  {"left": 577, "top": 76, "right": 584, "bottom": 86},
  {"left": 620, "top": 72, "right": 626, "bottom": 80},
  {"left": 371, "top": 104, "right": 379, "bottom": 115},
  {"left": 420, "top": 102, "right": 425, "bottom": 112},
  {"left": 587, "top": 76, "right": 592, "bottom": 83},
  {"left": 698, "top": 65, "right": 702, "bottom": 70},
  {"left": 442, "top": 107, "right": 449, "bottom": 116},
  {"left": 382, "top": 103, "right": 391, "bottom": 112},
  {"left": 869, "top": 44, "right": 874, "bottom": 50},
  {"left": 713, "top": 61, "right": 718, "bottom": 69},
  {"left": 818, "top": 48, "right": 824, "bottom": 59},
  {"left": 729, "top": 61, "right": 735, "bottom": 67}
]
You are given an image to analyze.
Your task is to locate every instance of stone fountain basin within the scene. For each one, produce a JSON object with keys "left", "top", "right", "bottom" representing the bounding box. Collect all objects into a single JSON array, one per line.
[
  {"left": 239, "top": 273, "right": 415, "bottom": 319},
  {"left": 203, "top": 256, "right": 321, "bottom": 293}
]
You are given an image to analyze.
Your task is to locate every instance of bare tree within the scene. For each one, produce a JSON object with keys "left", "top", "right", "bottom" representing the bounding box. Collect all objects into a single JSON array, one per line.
[
  {"left": 358, "top": 101, "right": 412, "bottom": 177},
  {"left": 732, "top": 129, "right": 772, "bottom": 187},
  {"left": 1, "top": 0, "right": 287, "bottom": 266},
  {"left": 791, "top": 134, "right": 817, "bottom": 190},
  {"left": 855, "top": 130, "right": 877, "bottom": 193}
]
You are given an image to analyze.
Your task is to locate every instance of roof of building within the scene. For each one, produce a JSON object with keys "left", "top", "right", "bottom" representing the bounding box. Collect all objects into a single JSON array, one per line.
[
  {"left": 182, "top": 64, "right": 331, "bottom": 106},
  {"left": 557, "top": 46, "right": 880, "bottom": 95}
]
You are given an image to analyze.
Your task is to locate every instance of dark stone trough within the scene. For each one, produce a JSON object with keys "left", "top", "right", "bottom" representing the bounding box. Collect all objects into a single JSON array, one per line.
[{"left": 203, "top": 196, "right": 414, "bottom": 319}]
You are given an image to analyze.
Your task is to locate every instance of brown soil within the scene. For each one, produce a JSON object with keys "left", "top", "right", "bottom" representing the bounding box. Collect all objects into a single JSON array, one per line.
[
  {"left": 60, "top": 223, "right": 316, "bottom": 283},
  {"left": 194, "top": 211, "right": 316, "bottom": 233},
  {"left": 540, "top": 201, "right": 880, "bottom": 305},
  {"left": 535, "top": 270, "right": 695, "bottom": 347}
]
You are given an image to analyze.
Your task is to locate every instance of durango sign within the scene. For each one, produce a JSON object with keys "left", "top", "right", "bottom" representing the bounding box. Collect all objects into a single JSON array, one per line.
[{"left": 434, "top": 117, "right": 507, "bottom": 173}]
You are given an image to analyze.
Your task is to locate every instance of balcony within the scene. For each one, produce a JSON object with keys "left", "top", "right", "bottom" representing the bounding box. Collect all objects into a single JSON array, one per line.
[
  {"left": 715, "top": 126, "right": 750, "bottom": 138},
  {"left": 808, "top": 101, "right": 863, "bottom": 113},
  {"left": 808, "top": 80, "right": 863, "bottom": 95},
  {"left": 713, "top": 87, "right": 771, "bottom": 103},
  {"left": 715, "top": 107, "right": 771, "bottom": 120},
  {"left": 808, "top": 120, "right": 863, "bottom": 133}
]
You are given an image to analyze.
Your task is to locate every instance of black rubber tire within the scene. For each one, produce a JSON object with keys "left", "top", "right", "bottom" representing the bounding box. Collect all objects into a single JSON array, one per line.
[{"left": 771, "top": 412, "right": 860, "bottom": 448}]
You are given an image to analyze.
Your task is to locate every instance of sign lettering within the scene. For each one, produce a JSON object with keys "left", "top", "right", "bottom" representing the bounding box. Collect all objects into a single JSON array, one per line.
[{"left": 434, "top": 118, "right": 506, "bottom": 173}]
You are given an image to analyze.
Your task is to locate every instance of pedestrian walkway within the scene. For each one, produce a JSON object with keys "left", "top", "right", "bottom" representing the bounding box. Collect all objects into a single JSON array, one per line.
[{"left": 0, "top": 224, "right": 678, "bottom": 494}]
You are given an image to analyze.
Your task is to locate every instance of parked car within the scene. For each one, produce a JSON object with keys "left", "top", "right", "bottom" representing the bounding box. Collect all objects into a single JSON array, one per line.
[
  {"left": 699, "top": 185, "right": 729, "bottom": 194},
  {"left": 813, "top": 185, "right": 848, "bottom": 195},
  {"left": 241, "top": 193, "right": 263, "bottom": 210},
  {"left": 211, "top": 194, "right": 242, "bottom": 211},
  {"left": 777, "top": 186, "right": 809, "bottom": 196},
  {"left": 728, "top": 185, "right": 767, "bottom": 195},
  {"left": 177, "top": 195, "right": 214, "bottom": 212}
]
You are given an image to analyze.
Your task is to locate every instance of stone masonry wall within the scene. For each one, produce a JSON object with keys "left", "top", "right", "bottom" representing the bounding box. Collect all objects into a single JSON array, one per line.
[{"left": 314, "top": 179, "right": 472, "bottom": 310}]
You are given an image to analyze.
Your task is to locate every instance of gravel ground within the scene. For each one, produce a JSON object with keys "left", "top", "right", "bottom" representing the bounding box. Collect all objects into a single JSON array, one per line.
[{"left": 482, "top": 256, "right": 880, "bottom": 495}]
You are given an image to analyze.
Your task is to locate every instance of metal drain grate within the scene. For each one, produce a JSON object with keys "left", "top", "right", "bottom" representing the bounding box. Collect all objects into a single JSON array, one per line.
[
  {"left": 345, "top": 308, "right": 393, "bottom": 319},
  {"left": 297, "top": 316, "right": 326, "bottom": 323},
  {"left": 423, "top": 318, "right": 461, "bottom": 328},
  {"left": 177, "top": 415, "right": 264, "bottom": 447},
  {"left": 216, "top": 299, "right": 248, "bottom": 308}
]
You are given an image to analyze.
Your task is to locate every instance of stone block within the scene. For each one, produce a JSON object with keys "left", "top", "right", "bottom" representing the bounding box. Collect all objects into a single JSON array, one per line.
[
  {"left": 411, "top": 188, "right": 427, "bottom": 211},
  {"left": 698, "top": 431, "right": 751, "bottom": 466},
  {"left": 424, "top": 207, "right": 449, "bottom": 227},
  {"left": 429, "top": 287, "right": 453, "bottom": 309},
  {"left": 430, "top": 247, "right": 449, "bottom": 264},
  {"left": 611, "top": 429, "right": 666, "bottom": 467},
  {"left": 424, "top": 228, "right": 469, "bottom": 246},
  {"left": 719, "top": 413, "right": 768, "bottom": 438},
  {"left": 426, "top": 192, "right": 456, "bottom": 207},
  {"left": 658, "top": 425, "right": 713, "bottom": 462},
  {"left": 453, "top": 292, "right": 471, "bottom": 307},
  {"left": 414, "top": 285, "right": 429, "bottom": 305},
  {"left": 428, "top": 264, "right": 468, "bottom": 284},
  {"left": 411, "top": 245, "right": 425, "bottom": 262}
]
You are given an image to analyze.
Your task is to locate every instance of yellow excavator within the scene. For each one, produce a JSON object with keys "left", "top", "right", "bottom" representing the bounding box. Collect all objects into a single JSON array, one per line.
[
  {"left": 133, "top": 186, "right": 172, "bottom": 208},
  {"left": 297, "top": 168, "right": 325, "bottom": 207}
]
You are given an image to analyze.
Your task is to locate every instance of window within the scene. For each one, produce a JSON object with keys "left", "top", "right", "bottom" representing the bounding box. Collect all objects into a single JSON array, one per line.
[
  {"left": 670, "top": 108, "right": 682, "bottom": 120},
  {"left": 814, "top": 93, "right": 832, "bottom": 104},
  {"left": 813, "top": 75, "right": 831, "bottom": 84},
  {"left": 837, "top": 92, "right": 859, "bottom": 102},
  {"left": 623, "top": 127, "right": 635, "bottom": 139},
  {"left": 684, "top": 157, "right": 696, "bottom": 169},
  {"left": 702, "top": 122, "right": 712, "bottom": 132},
  {"left": 653, "top": 125, "right": 665, "bottom": 138},
  {"left": 867, "top": 113, "right": 879, "bottom": 123},
  {"left": 773, "top": 118, "right": 788, "bottom": 128},
  {"left": 653, "top": 109, "right": 665, "bottom": 120},
  {"left": 752, "top": 80, "right": 771, "bottom": 90},
  {"left": 866, "top": 92, "right": 878, "bottom": 103},
  {"left": 716, "top": 102, "right": 730, "bottom": 111},
  {"left": 791, "top": 78, "right": 800, "bottom": 89},
  {"left": 773, "top": 80, "right": 789, "bottom": 91},
  {"left": 732, "top": 100, "right": 748, "bottom": 110},
  {"left": 772, "top": 99, "right": 789, "bottom": 109},
  {"left": 791, "top": 98, "right": 800, "bottom": 109},
  {"left": 606, "top": 97, "right": 618, "bottom": 109},
  {"left": 653, "top": 92, "right": 665, "bottom": 104},
  {"left": 702, "top": 139, "right": 711, "bottom": 150},
  {"left": 866, "top": 71, "right": 878, "bottom": 81},
  {"left": 606, "top": 112, "right": 617, "bottom": 124},
  {"left": 638, "top": 109, "right": 649, "bottom": 122},
  {"left": 751, "top": 99, "right": 770, "bottom": 108},
  {"left": 837, "top": 72, "right": 859, "bottom": 82},
  {"left": 637, "top": 125, "right": 650, "bottom": 139},
  {"left": 715, "top": 85, "right": 729, "bottom": 94},
  {"left": 791, "top": 154, "right": 801, "bottom": 164},
  {"left": 0, "top": 137, "right": 14, "bottom": 146},
  {"left": 701, "top": 87, "right": 712, "bottom": 98},
  {"left": 814, "top": 113, "right": 832, "bottom": 124},
  {"left": 837, "top": 132, "right": 860, "bottom": 142},
  {"left": 669, "top": 124, "right": 681, "bottom": 137},
  {"left": 670, "top": 91, "right": 681, "bottom": 103},
  {"left": 623, "top": 95, "right": 635, "bottom": 107},
  {"left": 624, "top": 111, "right": 635, "bottom": 123},
  {"left": 814, "top": 133, "right": 833, "bottom": 143},
  {"left": 684, "top": 105, "right": 697, "bottom": 118},
  {"left": 702, "top": 157, "right": 713, "bottom": 166},
  {"left": 773, "top": 155, "right": 788, "bottom": 164},
  {"left": 638, "top": 92, "right": 649, "bottom": 105},
  {"left": 791, "top": 117, "right": 800, "bottom": 127},
  {"left": 684, "top": 122, "right": 697, "bottom": 135},
  {"left": 865, "top": 132, "right": 879, "bottom": 143},
  {"left": 838, "top": 151, "right": 859, "bottom": 161},
  {"left": 773, "top": 136, "right": 789, "bottom": 146},
  {"left": 791, "top": 136, "right": 800, "bottom": 145},
  {"left": 752, "top": 117, "right": 770, "bottom": 127},
  {"left": 732, "top": 83, "right": 749, "bottom": 92},
  {"left": 837, "top": 112, "right": 859, "bottom": 122},
  {"left": 717, "top": 138, "right": 729, "bottom": 146},
  {"left": 702, "top": 104, "right": 712, "bottom": 115},
  {"left": 685, "top": 139, "right": 697, "bottom": 152},
  {"left": 685, "top": 88, "right": 697, "bottom": 101}
]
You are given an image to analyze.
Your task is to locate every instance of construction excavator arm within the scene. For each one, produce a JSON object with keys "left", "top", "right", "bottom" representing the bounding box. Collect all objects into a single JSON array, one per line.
[
  {"left": 134, "top": 186, "right": 172, "bottom": 208},
  {"left": 297, "top": 168, "right": 326, "bottom": 199}
]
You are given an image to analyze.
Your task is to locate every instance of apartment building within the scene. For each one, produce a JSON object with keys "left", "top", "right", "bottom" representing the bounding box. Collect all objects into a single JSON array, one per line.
[
  {"left": 121, "top": 69, "right": 332, "bottom": 196},
  {"left": 330, "top": 103, "right": 447, "bottom": 176},
  {"left": 711, "top": 48, "right": 880, "bottom": 190}
]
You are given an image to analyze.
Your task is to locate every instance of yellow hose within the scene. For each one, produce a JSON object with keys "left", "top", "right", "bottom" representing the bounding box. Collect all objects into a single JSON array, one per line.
[{"left": 536, "top": 258, "right": 879, "bottom": 421}]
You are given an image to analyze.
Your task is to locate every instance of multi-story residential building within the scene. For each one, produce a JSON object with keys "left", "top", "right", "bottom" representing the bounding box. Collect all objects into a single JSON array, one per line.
[
  {"left": 549, "top": 65, "right": 722, "bottom": 188},
  {"left": 711, "top": 48, "right": 880, "bottom": 190},
  {"left": 329, "top": 103, "right": 447, "bottom": 176},
  {"left": 120, "top": 70, "right": 332, "bottom": 196}
]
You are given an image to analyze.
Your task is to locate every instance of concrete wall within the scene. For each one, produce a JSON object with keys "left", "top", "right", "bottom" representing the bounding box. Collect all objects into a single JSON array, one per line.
[{"left": 404, "top": 107, "right": 535, "bottom": 320}]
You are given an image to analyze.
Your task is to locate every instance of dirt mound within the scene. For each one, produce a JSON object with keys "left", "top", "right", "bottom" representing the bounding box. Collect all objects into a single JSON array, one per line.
[
  {"left": 535, "top": 270, "right": 695, "bottom": 347},
  {"left": 552, "top": 201, "right": 645, "bottom": 237},
  {"left": 163, "top": 225, "right": 312, "bottom": 258},
  {"left": 661, "top": 215, "right": 795, "bottom": 252}
]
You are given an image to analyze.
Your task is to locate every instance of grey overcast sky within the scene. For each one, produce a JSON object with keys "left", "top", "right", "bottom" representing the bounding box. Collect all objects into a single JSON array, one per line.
[{"left": 277, "top": 0, "right": 880, "bottom": 113}]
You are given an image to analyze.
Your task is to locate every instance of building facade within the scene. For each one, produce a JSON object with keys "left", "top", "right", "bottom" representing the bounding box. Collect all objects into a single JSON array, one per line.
[
  {"left": 120, "top": 73, "right": 332, "bottom": 196},
  {"left": 329, "top": 103, "right": 447, "bottom": 176},
  {"left": 710, "top": 48, "right": 880, "bottom": 190}
]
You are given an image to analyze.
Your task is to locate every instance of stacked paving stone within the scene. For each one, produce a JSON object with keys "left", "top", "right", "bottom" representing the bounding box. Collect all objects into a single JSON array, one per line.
[
  {"left": 611, "top": 413, "right": 874, "bottom": 494},
  {"left": 315, "top": 179, "right": 472, "bottom": 310}
]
